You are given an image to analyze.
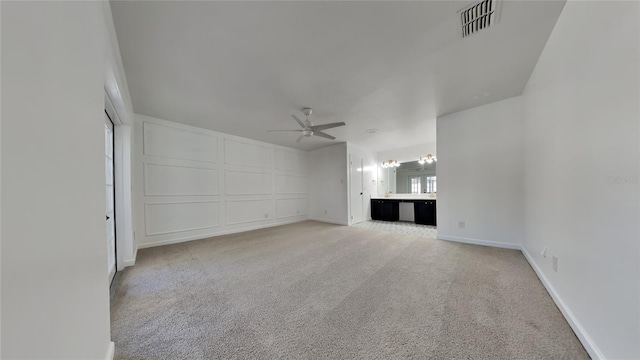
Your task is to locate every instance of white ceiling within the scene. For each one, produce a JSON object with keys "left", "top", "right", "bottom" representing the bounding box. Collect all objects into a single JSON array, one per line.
[{"left": 111, "top": 1, "right": 565, "bottom": 151}]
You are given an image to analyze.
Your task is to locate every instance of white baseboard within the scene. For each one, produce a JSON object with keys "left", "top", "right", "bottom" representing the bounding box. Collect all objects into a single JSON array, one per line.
[
  {"left": 137, "top": 218, "right": 309, "bottom": 249},
  {"left": 309, "top": 217, "right": 349, "bottom": 226},
  {"left": 104, "top": 341, "right": 115, "bottom": 360},
  {"left": 123, "top": 247, "right": 138, "bottom": 267},
  {"left": 120, "top": 218, "right": 604, "bottom": 359},
  {"left": 438, "top": 236, "right": 603, "bottom": 358},
  {"left": 520, "top": 248, "right": 604, "bottom": 360},
  {"left": 437, "top": 235, "right": 522, "bottom": 250}
]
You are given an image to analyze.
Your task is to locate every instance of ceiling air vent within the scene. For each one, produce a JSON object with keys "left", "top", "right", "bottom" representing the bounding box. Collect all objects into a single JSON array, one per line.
[{"left": 458, "top": 0, "right": 501, "bottom": 38}]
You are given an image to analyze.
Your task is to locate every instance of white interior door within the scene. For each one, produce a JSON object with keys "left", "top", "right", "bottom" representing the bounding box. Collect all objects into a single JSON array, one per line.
[
  {"left": 105, "top": 114, "right": 116, "bottom": 285},
  {"left": 350, "top": 154, "right": 364, "bottom": 224}
]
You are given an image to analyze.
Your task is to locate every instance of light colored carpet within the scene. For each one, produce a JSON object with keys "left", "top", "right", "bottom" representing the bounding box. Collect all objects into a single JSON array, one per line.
[
  {"left": 111, "top": 221, "right": 589, "bottom": 359},
  {"left": 355, "top": 220, "right": 438, "bottom": 239}
]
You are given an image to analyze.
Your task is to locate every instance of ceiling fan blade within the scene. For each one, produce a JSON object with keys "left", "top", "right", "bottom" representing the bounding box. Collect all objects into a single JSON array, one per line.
[
  {"left": 291, "top": 115, "right": 308, "bottom": 129},
  {"left": 296, "top": 134, "right": 305, "bottom": 142},
  {"left": 267, "top": 129, "right": 303, "bottom": 132},
  {"left": 310, "top": 122, "right": 345, "bottom": 131},
  {"left": 313, "top": 131, "right": 336, "bottom": 140}
]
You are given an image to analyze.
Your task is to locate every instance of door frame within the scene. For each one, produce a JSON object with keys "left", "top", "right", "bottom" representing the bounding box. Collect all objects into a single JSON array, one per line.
[
  {"left": 349, "top": 154, "right": 364, "bottom": 225},
  {"left": 105, "top": 112, "right": 117, "bottom": 285},
  {"left": 105, "top": 92, "right": 135, "bottom": 270}
]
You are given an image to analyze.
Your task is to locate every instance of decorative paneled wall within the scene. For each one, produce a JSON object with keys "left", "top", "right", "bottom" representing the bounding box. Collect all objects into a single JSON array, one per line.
[{"left": 134, "top": 115, "right": 309, "bottom": 248}]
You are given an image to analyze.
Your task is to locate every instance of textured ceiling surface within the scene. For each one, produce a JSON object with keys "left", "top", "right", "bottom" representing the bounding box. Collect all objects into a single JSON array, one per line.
[{"left": 111, "top": 1, "right": 565, "bottom": 151}]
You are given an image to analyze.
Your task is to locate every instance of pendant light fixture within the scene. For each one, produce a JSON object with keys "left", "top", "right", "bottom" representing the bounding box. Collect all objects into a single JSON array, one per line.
[
  {"left": 418, "top": 154, "right": 437, "bottom": 165},
  {"left": 381, "top": 160, "right": 401, "bottom": 168}
]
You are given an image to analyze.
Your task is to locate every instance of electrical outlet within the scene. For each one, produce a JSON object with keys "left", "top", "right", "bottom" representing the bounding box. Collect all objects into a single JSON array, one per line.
[
  {"left": 264, "top": 213, "right": 269, "bottom": 218},
  {"left": 541, "top": 247, "right": 547, "bottom": 258},
  {"left": 458, "top": 221, "right": 465, "bottom": 229},
  {"left": 324, "top": 209, "right": 327, "bottom": 214},
  {"left": 552, "top": 256, "right": 558, "bottom": 272},
  {"left": 296, "top": 210, "right": 299, "bottom": 214}
]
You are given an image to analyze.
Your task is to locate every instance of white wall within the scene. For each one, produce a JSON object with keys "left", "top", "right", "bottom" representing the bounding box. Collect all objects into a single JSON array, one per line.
[
  {"left": 377, "top": 167, "right": 398, "bottom": 195},
  {"left": 347, "top": 143, "right": 378, "bottom": 223},
  {"left": 103, "top": 1, "right": 136, "bottom": 269},
  {"left": 1, "top": 1, "right": 112, "bottom": 359},
  {"left": 308, "top": 143, "right": 349, "bottom": 225},
  {"left": 522, "top": 1, "right": 639, "bottom": 359},
  {"left": 133, "top": 115, "right": 309, "bottom": 248},
  {"left": 113, "top": 121, "right": 135, "bottom": 268},
  {"left": 378, "top": 141, "right": 436, "bottom": 164},
  {"left": 436, "top": 96, "right": 524, "bottom": 249},
  {"left": 103, "top": 1, "right": 133, "bottom": 125}
]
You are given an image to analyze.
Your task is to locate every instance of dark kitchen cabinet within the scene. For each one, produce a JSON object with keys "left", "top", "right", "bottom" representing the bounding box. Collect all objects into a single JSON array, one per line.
[
  {"left": 371, "top": 200, "right": 399, "bottom": 222},
  {"left": 414, "top": 200, "right": 437, "bottom": 226}
]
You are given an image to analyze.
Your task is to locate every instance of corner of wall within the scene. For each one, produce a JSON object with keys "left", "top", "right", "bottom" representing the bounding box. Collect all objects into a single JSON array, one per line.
[
  {"left": 308, "top": 143, "right": 349, "bottom": 225},
  {"left": 104, "top": 342, "right": 115, "bottom": 360},
  {"left": 519, "top": 247, "right": 605, "bottom": 359},
  {"left": 519, "top": 2, "right": 639, "bottom": 358},
  {"left": 435, "top": 96, "right": 524, "bottom": 248},
  {"left": 123, "top": 247, "right": 138, "bottom": 267},
  {"left": 102, "top": 0, "right": 134, "bottom": 125}
]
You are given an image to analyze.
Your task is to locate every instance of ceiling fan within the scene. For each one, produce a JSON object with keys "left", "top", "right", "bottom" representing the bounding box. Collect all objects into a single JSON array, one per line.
[{"left": 268, "top": 108, "right": 345, "bottom": 142}]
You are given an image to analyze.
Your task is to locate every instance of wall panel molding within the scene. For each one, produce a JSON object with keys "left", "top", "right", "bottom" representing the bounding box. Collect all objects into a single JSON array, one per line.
[
  {"left": 225, "top": 199, "right": 273, "bottom": 225},
  {"left": 137, "top": 217, "right": 308, "bottom": 249},
  {"left": 144, "top": 163, "right": 219, "bottom": 196},
  {"left": 276, "top": 197, "right": 309, "bottom": 218},
  {"left": 143, "top": 122, "right": 219, "bottom": 163},
  {"left": 144, "top": 201, "right": 220, "bottom": 236},
  {"left": 135, "top": 114, "right": 309, "bottom": 248},
  {"left": 224, "top": 170, "right": 272, "bottom": 195},
  {"left": 275, "top": 174, "right": 308, "bottom": 194},
  {"left": 224, "top": 138, "right": 271, "bottom": 169},
  {"left": 275, "top": 148, "right": 307, "bottom": 173}
]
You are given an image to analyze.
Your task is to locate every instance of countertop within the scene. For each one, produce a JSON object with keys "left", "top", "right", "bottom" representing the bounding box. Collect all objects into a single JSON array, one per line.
[{"left": 370, "top": 194, "right": 436, "bottom": 200}]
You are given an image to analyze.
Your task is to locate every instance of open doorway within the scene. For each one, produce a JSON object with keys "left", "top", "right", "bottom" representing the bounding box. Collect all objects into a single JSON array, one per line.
[
  {"left": 362, "top": 159, "right": 437, "bottom": 238},
  {"left": 105, "top": 111, "right": 117, "bottom": 286},
  {"left": 350, "top": 154, "right": 364, "bottom": 224}
]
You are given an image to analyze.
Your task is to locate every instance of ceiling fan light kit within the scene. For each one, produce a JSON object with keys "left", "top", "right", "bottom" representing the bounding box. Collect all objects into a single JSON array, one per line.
[{"left": 267, "top": 108, "right": 346, "bottom": 142}]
